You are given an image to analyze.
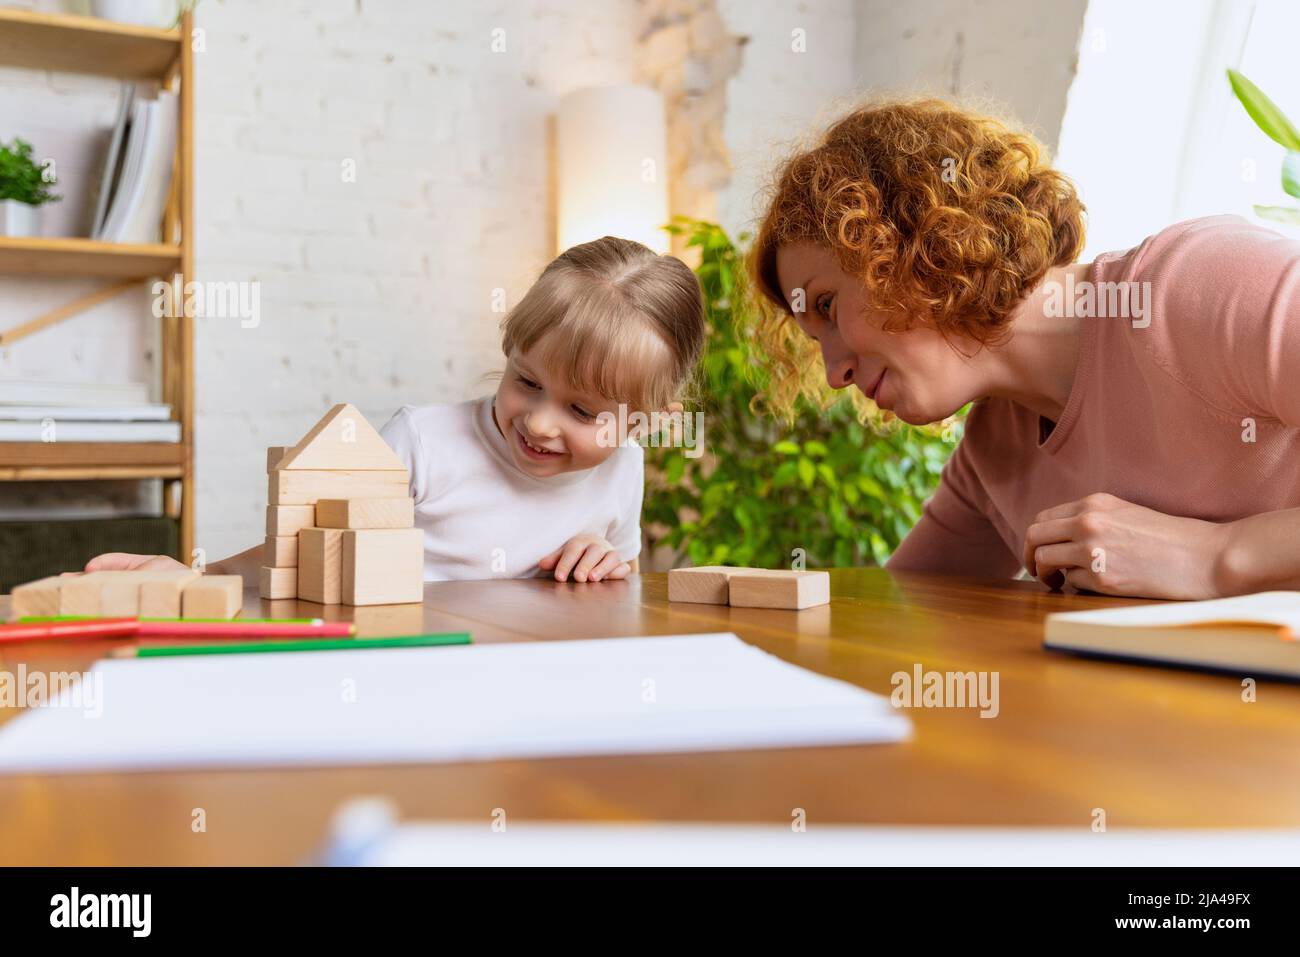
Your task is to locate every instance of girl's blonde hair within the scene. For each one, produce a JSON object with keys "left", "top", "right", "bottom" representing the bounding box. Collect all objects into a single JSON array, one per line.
[{"left": 501, "top": 236, "right": 705, "bottom": 411}]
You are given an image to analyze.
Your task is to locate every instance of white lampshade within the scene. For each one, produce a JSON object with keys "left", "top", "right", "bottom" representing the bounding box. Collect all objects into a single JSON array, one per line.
[{"left": 556, "top": 85, "right": 669, "bottom": 254}]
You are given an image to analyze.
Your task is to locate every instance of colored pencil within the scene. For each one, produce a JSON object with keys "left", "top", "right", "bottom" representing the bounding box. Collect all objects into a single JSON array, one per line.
[
  {"left": 113, "top": 633, "right": 472, "bottom": 658},
  {"left": 135, "top": 620, "right": 355, "bottom": 638},
  {"left": 0, "top": 618, "right": 140, "bottom": 644}
]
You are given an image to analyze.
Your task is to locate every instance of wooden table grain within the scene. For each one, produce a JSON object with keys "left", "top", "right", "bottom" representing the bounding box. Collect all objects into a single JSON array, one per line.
[{"left": 1, "top": 569, "right": 1297, "bottom": 865}]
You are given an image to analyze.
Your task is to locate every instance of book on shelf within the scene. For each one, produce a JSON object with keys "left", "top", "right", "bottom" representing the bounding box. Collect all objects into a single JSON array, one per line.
[
  {"left": 0, "top": 404, "right": 171, "bottom": 421},
  {"left": 0, "top": 420, "right": 180, "bottom": 443},
  {"left": 1044, "top": 592, "right": 1300, "bottom": 679},
  {"left": 94, "top": 87, "right": 178, "bottom": 244},
  {"left": 0, "top": 380, "right": 149, "bottom": 406}
]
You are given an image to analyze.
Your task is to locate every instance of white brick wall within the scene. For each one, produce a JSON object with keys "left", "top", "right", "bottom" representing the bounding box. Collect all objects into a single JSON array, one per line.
[
  {"left": 0, "top": 0, "right": 1083, "bottom": 564},
  {"left": 0, "top": 0, "right": 643, "bottom": 559}
]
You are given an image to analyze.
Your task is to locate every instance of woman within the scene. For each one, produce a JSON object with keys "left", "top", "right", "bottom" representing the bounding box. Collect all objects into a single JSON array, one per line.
[{"left": 750, "top": 97, "right": 1300, "bottom": 600}]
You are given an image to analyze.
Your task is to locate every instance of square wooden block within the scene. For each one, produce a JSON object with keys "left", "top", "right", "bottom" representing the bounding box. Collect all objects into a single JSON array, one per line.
[
  {"left": 266, "top": 445, "right": 291, "bottom": 471},
  {"left": 298, "top": 527, "right": 344, "bottom": 605},
  {"left": 341, "top": 528, "right": 423, "bottom": 606},
  {"left": 727, "top": 570, "right": 830, "bottom": 610},
  {"left": 264, "top": 534, "right": 299, "bottom": 568},
  {"left": 258, "top": 565, "right": 298, "bottom": 601},
  {"left": 667, "top": 566, "right": 740, "bottom": 605},
  {"left": 315, "top": 497, "right": 414, "bottom": 529},
  {"left": 182, "top": 575, "right": 244, "bottom": 619},
  {"left": 266, "top": 504, "right": 316, "bottom": 537},
  {"left": 10, "top": 575, "right": 64, "bottom": 617},
  {"left": 138, "top": 570, "right": 201, "bottom": 618}
]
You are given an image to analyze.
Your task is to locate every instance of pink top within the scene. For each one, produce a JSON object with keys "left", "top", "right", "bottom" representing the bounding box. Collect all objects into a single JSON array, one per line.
[{"left": 888, "top": 215, "right": 1300, "bottom": 575}]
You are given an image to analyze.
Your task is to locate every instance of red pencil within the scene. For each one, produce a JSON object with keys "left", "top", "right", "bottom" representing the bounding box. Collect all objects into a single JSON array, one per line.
[
  {"left": 135, "top": 620, "right": 356, "bottom": 638},
  {"left": 0, "top": 618, "right": 140, "bottom": 644}
]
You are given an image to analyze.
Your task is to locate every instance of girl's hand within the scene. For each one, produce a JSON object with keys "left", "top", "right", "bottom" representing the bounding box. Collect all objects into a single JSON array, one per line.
[
  {"left": 1021, "top": 493, "right": 1231, "bottom": 599},
  {"left": 538, "top": 535, "right": 632, "bottom": 583},
  {"left": 84, "top": 552, "right": 191, "bottom": 574}
]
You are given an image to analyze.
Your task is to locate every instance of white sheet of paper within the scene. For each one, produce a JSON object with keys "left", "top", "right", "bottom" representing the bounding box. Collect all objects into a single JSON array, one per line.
[
  {"left": 333, "top": 821, "right": 1300, "bottom": 867},
  {"left": 1047, "top": 591, "right": 1300, "bottom": 630},
  {"left": 0, "top": 633, "right": 909, "bottom": 774}
]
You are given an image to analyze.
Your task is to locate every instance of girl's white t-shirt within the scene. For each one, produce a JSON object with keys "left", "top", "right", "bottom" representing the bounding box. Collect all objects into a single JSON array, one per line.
[{"left": 379, "top": 395, "right": 645, "bottom": 582}]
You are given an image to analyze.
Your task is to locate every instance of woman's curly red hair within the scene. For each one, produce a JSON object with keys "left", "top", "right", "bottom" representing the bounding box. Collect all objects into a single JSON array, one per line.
[{"left": 749, "top": 96, "right": 1085, "bottom": 419}]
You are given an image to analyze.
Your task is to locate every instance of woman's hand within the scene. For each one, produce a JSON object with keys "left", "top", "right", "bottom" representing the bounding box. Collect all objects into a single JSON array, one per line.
[
  {"left": 538, "top": 535, "right": 632, "bottom": 583},
  {"left": 84, "top": 552, "right": 190, "bottom": 574},
  {"left": 1022, "top": 493, "right": 1231, "bottom": 600}
]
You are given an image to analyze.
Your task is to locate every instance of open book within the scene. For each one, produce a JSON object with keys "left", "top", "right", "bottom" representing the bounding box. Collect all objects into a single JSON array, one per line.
[{"left": 1044, "top": 591, "right": 1300, "bottom": 678}]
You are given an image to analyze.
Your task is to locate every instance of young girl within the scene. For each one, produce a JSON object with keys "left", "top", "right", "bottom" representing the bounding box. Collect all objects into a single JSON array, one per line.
[{"left": 87, "top": 236, "right": 705, "bottom": 585}]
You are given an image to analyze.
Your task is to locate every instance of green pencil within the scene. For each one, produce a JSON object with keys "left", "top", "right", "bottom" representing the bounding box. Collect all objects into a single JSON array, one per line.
[
  {"left": 114, "top": 633, "right": 472, "bottom": 658},
  {"left": 21, "top": 616, "right": 322, "bottom": 624}
]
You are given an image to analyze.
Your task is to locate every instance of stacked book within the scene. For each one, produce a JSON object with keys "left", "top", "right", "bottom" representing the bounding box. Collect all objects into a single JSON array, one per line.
[
  {"left": 0, "top": 380, "right": 178, "bottom": 442},
  {"left": 89, "top": 84, "right": 179, "bottom": 244}
]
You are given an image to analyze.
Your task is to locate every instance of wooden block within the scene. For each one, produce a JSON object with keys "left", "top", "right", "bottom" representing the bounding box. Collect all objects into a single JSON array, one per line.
[
  {"left": 277, "top": 403, "right": 407, "bottom": 471},
  {"left": 298, "top": 528, "right": 344, "bottom": 604},
  {"left": 341, "top": 528, "right": 423, "bottom": 606},
  {"left": 139, "top": 570, "right": 201, "bottom": 618},
  {"left": 59, "top": 571, "right": 114, "bottom": 615},
  {"left": 265, "top": 534, "right": 299, "bottom": 567},
  {"left": 351, "top": 603, "right": 425, "bottom": 636},
  {"left": 315, "top": 497, "right": 414, "bottom": 529},
  {"left": 10, "top": 576, "right": 64, "bottom": 619},
  {"left": 667, "top": 566, "right": 740, "bottom": 605},
  {"left": 258, "top": 566, "right": 297, "bottom": 601},
  {"left": 727, "top": 570, "right": 830, "bottom": 610},
  {"left": 266, "top": 446, "right": 291, "bottom": 471},
  {"left": 182, "top": 575, "right": 244, "bottom": 619},
  {"left": 267, "top": 504, "right": 317, "bottom": 537},
  {"left": 268, "top": 469, "right": 409, "bottom": 506},
  {"left": 9, "top": 575, "right": 63, "bottom": 618}
]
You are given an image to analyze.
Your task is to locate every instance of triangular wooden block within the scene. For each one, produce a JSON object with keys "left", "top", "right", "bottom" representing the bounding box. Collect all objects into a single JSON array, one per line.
[{"left": 278, "top": 403, "right": 405, "bottom": 471}]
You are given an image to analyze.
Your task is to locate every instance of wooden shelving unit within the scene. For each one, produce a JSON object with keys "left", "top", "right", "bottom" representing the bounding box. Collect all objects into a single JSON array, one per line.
[
  {"left": 0, "top": 235, "right": 181, "bottom": 277},
  {"left": 0, "top": 6, "right": 195, "bottom": 560}
]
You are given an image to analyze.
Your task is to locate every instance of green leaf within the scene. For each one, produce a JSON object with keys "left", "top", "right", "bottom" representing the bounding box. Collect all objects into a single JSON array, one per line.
[
  {"left": 802, "top": 439, "right": 828, "bottom": 457},
  {"left": 1284, "top": 152, "right": 1300, "bottom": 199},
  {"left": 797, "top": 457, "right": 815, "bottom": 488},
  {"left": 1255, "top": 205, "right": 1300, "bottom": 224},
  {"left": 1228, "top": 69, "right": 1300, "bottom": 151},
  {"left": 773, "top": 440, "right": 801, "bottom": 455}
]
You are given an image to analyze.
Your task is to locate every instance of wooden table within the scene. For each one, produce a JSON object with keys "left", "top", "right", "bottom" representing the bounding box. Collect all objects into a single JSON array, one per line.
[{"left": 1, "top": 569, "right": 1297, "bottom": 865}]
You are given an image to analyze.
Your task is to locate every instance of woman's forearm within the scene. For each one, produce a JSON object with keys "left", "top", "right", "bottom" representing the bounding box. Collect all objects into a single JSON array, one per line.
[
  {"left": 206, "top": 544, "right": 263, "bottom": 583},
  {"left": 1215, "top": 508, "right": 1300, "bottom": 595}
]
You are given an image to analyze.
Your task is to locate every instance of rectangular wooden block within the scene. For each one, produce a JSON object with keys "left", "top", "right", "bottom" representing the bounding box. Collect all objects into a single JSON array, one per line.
[
  {"left": 10, "top": 575, "right": 63, "bottom": 618},
  {"left": 266, "top": 504, "right": 316, "bottom": 537},
  {"left": 315, "top": 497, "right": 414, "bottom": 529},
  {"left": 59, "top": 571, "right": 116, "bottom": 616},
  {"left": 181, "top": 575, "right": 244, "bottom": 619},
  {"left": 727, "top": 570, "right": 830, "bottom": 610},
  {"left": 258, "top": 565, "right": 297, "bottom": 601},
  {"left": 266, "top": 445, "right": 291, "bottom": 471},
  {"left": 265, "top": 534, "right": 299, "bottom": 567},
  {"left": 297, "top": 527, "right": 344, "bottom": 604},
  {"left": 139, "top": 570, "right": 202, "bottom": 618},
  {"left": 667, "top": 566, "right": 740, "bottom": 605},
  {"left": 341, "top": 528, "right": 423, "bottom": 606},
  {"left": 268, "top": 469, "right": 409, "bottom": 506}
]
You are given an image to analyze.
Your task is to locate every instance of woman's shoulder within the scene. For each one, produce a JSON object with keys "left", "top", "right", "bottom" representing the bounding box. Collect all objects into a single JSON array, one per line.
[{"left": 1097, "top": 216, "right": 1300, "bottom": 420}]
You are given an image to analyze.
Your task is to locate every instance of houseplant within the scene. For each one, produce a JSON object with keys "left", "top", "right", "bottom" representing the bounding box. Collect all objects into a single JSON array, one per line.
[
  {"left": 0, "top": 138, "right": 60, "bottom": 237},
  {"left": 1227, "top": 68, "right": 1300, "bottom": 225},
  {"left": 642, "top": 218, "right": 959, "bottom": 570}
]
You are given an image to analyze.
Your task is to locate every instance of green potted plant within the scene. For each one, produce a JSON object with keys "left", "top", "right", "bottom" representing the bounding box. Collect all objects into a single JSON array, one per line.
[{"left": 0, "top": 138, "right": 60, "bottom": 237}]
